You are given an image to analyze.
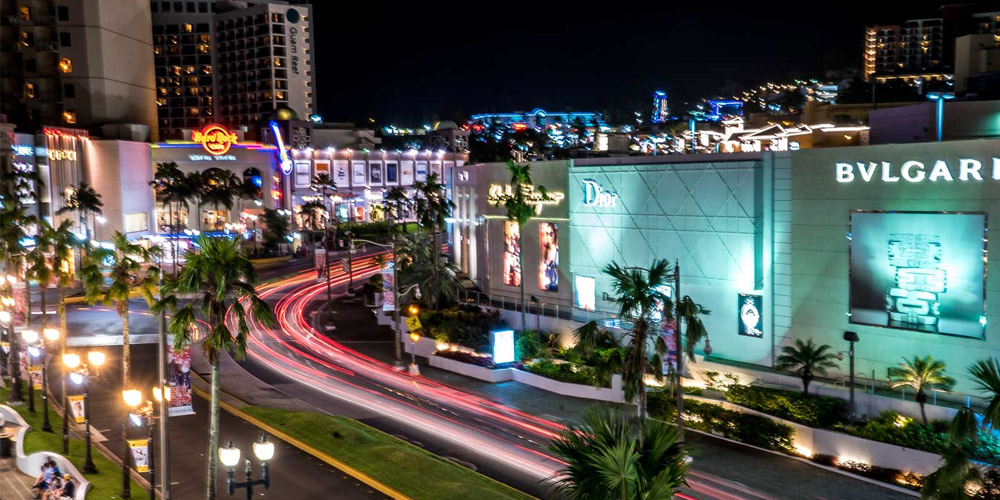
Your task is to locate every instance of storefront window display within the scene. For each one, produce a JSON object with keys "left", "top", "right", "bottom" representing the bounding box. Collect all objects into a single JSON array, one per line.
[
  {"left": 156, "top": 209, "right": 189, "bottom": 233},
  {"left": 202, "top": 209, "right": 228, "bottom": 231}
]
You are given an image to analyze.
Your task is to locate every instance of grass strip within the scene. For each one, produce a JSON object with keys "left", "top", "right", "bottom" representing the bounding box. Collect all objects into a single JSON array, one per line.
[
  {"left": 242, "top": 406, "right": 538, "bottom": 500},
  {"left": 2, "top": 382, "right": 145, "bottom": 499}
]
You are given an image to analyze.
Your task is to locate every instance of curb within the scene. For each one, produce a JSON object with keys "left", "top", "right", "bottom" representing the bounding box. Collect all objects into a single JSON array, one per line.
[{"left": 189, "top": 377, "right": 413, "bottom": 500}]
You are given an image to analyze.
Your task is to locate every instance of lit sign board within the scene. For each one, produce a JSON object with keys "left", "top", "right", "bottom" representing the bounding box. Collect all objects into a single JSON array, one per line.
[
  {"left": 13, "top": 145, "right": 33, "bottom": 156},
  {"left": 835, "top": 158, "right": 1000, "bottom": 184},
  {"left": 492, "top": 329, "right": 515, "bottom": 364},
  {"left": 738, "top": 294, "right": 763, "bottom": 338},
  {"left": 487, "top": 184, "right": 565, "bottom": 215},
  {"left": 269, "top": 120, "right": 293, "bottom": 175},
  {"left": 47, "top": 149, "right": 77, "bottom": 161},
  {"left": 188, "top": 154, "right": 236, "bottom": 161},
  {"left": 575, "top": 275, "right": 596, "bottom": 311},
  {"left": 192, "top": 125, "right": 238, "bottom": 156},
  {"left": 581, "top": 179, "right": 618, "bottom": 207}
]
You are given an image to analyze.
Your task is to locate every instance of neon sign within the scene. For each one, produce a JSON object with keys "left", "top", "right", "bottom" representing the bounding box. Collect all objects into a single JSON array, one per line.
[
  {"left": 48, "top": 149, "right": 78, "bottom": 161},
  {"left": 581, "top": 179, "right": 618, "bottom": 208},
  {"left": 487, "top": 184, "right": 564, "bottom": 214},
  {"left": 192, "top": 124, "right": 238, "bottom": 156},
  {"left": 835, "top": 158, "right": 1000, "bottom": 184},
  {"left": 269, "top": 120, "right": 293, "bottom": 175}
]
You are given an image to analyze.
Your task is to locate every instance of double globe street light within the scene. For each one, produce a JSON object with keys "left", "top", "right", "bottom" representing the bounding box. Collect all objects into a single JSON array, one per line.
[
  {"left": 122, "top": 386, "right": 170, "bottom": 500},
  {"left": 218, "top": 434, "right": 275, "bottom": 499},
  {"left": 21, "top": 327, "right": 61, "bottom": 430},
  {"left": 63, "top": 351, "right": 105, "bottom": 474}
]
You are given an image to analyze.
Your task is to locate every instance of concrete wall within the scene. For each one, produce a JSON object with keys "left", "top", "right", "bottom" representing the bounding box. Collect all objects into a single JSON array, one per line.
[
  {"left": 870, "top": 101, "right": 1000, "bottom": 144},
  {"left": 87, "top": 139, "right": 154, "bottom": 241}
]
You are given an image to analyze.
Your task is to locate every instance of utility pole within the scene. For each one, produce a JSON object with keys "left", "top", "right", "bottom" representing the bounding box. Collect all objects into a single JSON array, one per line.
[
  {"left": 157, "top": 300, "right": 170, "bottom": 499},
  {"left": 390, "top": 197, "right": 403, "bottom": 369}
]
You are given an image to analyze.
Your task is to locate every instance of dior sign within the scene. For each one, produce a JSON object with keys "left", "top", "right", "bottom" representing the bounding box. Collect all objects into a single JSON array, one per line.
[
  {"left": 836, "top": 158, "right": 1000, "bottom": 183},
  {"left": 581, "top": 179, "right": 618, "bottom": 207}
]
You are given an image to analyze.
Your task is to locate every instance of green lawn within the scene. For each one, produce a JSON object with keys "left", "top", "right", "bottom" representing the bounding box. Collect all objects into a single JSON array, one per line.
[
  {"left": 2, "top": 382, "right": 145, "bottom": 499},
  {"left": 243, "top": 406, "right": 538, "bottom": 500}
]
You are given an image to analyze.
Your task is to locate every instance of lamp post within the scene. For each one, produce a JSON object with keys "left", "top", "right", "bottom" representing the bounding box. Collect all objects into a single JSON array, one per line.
[
  {"left": 124, "top": 386, "right": 168, "bottom": 500},
  {"left": 842, "top": 331, "right": 860, "bottom": 422},
  {"left": 64, "top": 351, "right": 105, "bottom": 474},
  {"left": 926, "top": 92, "right": 955, "bottom": 142},
  {"left": 27, "top": 327, "right": 61, "bottom": 432},
  {"left": 22, "top": 329, "right": 38, "bottom": 413},
  {"left": 219, "top": 434, "right": 275, "bottom": 499}
]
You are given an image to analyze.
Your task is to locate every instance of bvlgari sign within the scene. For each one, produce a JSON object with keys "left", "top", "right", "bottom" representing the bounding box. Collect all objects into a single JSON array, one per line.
[{"left": 836, "top": 158, "right": 1000, "bottom": 183}]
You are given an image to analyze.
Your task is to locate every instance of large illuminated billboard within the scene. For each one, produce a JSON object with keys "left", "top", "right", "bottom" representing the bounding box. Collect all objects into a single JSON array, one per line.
[
  {"left": 849, "top": 211, "right": 987, "bottom": 338},
  {"left": 538, "top": 222, "right": 558, "bottom": 291},
  {"left": 503, "top": 221, "right": 521, "bottom": 286}
]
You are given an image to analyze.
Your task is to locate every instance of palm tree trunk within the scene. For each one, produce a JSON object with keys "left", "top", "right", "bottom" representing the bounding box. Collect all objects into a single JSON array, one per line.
[
  {"left": 122, "top": 311, "right": 130, "bottom": 387},
  {"left": 432, "top": 227, "right": 440, "bottom": 310},
  {"left": 60, "top": 281, "right": 69, "bottom": 453},
  {"left": 170, "top": 202, "right": 178, "bottom": 278},
  {"left": 207, "top": 357, "right": 220, "bottom": 500},
  {"left": 518, "top": 222, "right": 526, "bottom": 330},
  {"left": 6, "top": 269, "right": 22, "bottom": 402}
]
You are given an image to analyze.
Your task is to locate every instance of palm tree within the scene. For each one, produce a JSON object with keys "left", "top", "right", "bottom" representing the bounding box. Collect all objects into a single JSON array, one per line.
[
  {"left": 774, "top": 338, "right": 839, "bottom": 395},
  {"left": 55, "top": 181, "right": 103, "bottom": 244},
  {"left": 493, "top": 160, "right": 548, "bottom": 327},
  {"left": 397, "top": 231, "right": 462, "bottom": 306},
  {"left": 151, "top": 161, "right": 196, "bottom": 276},
  {"left": 40, "top": 220, "right": 78, "bottom": 452},
  {"left": 156, "top": 235, "right": 276, "bottom": 500},
  {"left": 185, "top": 170, "right": 205, "bottom": 230},
  {"left": 413, "top": 173, "right": 454, "bottom": 310},
  {"left": 888, "top": 355, "right": 956, "bottom": 426},
  {"left": 603, "top": 259, "right": 673, "bottom": 417},
  {"left": 921, "top": 445, "right": 981, "bottom": 500},
  {"left": 199, "top": 169, "right": 237, "bottom": 231},
  {"left": 312, "top": 173, "right": 337, "bottom": 303},
  {"left": 25, "top": 222, "right": 54, "bottom": 327},
  {"left": 969, "top": 358, "right": 1000, "bottom": 430},
  {"left": 0, "top": 199, "right": 33, "bottom": 403},
  {"left": 548, "top": 408, "right": 688, "bottom": 500}
]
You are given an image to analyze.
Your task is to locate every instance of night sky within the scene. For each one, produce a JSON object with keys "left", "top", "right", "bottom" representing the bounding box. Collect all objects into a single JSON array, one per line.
[{"left": 311, "top": 0, "right": 995, "bottom": 125}]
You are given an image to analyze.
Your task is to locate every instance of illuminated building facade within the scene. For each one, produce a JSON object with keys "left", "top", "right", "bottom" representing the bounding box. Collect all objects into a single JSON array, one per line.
[
  {"left": 1, "top": 0, "right": 158, "bottom": 138},
  {"left": 652, "top": 91, "right": 668, "bottom": 123}
]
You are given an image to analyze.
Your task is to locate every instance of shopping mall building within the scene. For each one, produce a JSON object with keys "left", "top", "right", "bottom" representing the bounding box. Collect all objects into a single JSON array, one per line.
[{"left": 452, "top": 138, "right": 1000, "bottom": 392}]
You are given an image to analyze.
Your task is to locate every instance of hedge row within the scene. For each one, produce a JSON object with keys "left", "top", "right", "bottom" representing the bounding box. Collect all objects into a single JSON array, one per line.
[
  {"left": 724, "top": 384, "right": 846, "bottom": 428},
  {"left": 647, "top": 391, "right": 794, "bottom": 453}
]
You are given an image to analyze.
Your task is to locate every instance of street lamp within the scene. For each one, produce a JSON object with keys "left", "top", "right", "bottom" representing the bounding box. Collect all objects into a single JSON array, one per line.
[
  {"left": 926, "top": 92, "right": 955, "bottom": 142},
  {"left": 840, "top": 331, "right": 860, "bottom": 422},
  {"left": 219, "top": 434, "right": 274, "bottom": 499},
  {"left": 124, "top": 386, "right": 168, "bottom": 500},
  {"left": 25, "top": 327, "right": 61, "bottom": 431},
  {"left": 64, "top": 350, "right": 105, "bottom": 474},
  {"left": 21, "top": 329, "right": 39, "bottom": 413}
]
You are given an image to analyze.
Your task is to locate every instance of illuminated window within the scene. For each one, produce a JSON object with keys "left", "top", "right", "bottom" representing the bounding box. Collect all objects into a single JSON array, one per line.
[
  {"left": 156, "top": 98, "right": 167, "bottom": 107},
  {"left": 201, "top": 65, "right": 212, "bottom": 75},
  {"left": 171, "top": 66, "right": 181, "bottom": 76},
  {"left": 273, "top": 58, "right": 283, "bottom": 67},
  {"left": 124, "top": 213, "right": 149, "bottom": 233},
  {"left": 153, "top": 46, "right": 163, "bottom": 55},
  {"left": 20, "top": 31, "right": 33, "bottom": 47},
  {"left": 59, "top": 58, "right": 73, "bottom": 73},
  {"left": 183, "top": 23, "right": 193, "bottom": 33},
  {"left": 18, "top": 6, "right": 30, "bottom": 21},
  {"left": 198, "top": 44, "right": 210, "bottom": 54},
  {"left": 62, "top": 110, "right": 77, "bottom": 124},
  {"left": 188, "top": 107, "right": 199, "bottom": 116},
  {"left": 23, "top": 83, "right": 35, "bottom": 98}
]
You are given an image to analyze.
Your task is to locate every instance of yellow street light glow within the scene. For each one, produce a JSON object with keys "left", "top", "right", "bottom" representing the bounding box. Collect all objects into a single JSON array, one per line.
[
  {"left": 43, "top": 327, "right": 60, "bottom": 341},
  {"left": 21, "top": 329, "right": 38, "bottom": 343},
  {"left": 218, "top": 442, "right": 241, "bottom": 468},
  {"left": 87, "top": 351, "right": 106, "bottom": 366},
  {"left": 62, "top": 353, "right": 81, "bottom": 369},
  {"left": 122, "top": 389, "right": 143, "bottom": 408}
]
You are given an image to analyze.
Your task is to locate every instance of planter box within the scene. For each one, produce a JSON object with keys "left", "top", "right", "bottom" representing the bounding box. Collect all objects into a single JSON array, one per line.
[
  {"left": 513, "top": 370, "right": 625, "bottom": 404},
  {"left": 428, "top": 354, "right": 513, "bottom": 383}
]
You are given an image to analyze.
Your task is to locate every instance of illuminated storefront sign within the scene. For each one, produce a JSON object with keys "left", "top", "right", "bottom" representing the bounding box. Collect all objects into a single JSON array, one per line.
[
  {"left": 188, "top": 154, "right": 236, "bottom": 161},
  {"left": 47, "top": 149, "right": 78, "bottom": 161},
  {"left": 487, "top": 184, "right": 565, "bottom": 214},
  {"left": 581, "top": 179, "right": 618, "bottom": 207},
  {"left": 492, "top": 329, "right": 515, "bottom": 364},
  {"left": 192, "top": 125, "right": 238, "bottom": 155},
  {"left": 13, "top": 145, "right": 33, "bottom": 156},
  {"left": 738, "top": 294, "right": 763, "bottom": 338},
  {"left": 270, "top": 120, "right": 293, "bottom": 175},
  {"left": 835, "top": 158, "right": 1000, "bottom": 183}
]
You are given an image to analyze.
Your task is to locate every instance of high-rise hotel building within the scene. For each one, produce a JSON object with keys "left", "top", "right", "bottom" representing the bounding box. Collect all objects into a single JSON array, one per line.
[{"left": 151, "top": 0, "right": 314, "bottom": 139}]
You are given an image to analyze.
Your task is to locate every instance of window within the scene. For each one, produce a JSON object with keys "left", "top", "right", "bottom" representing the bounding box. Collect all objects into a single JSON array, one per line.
[
  {"left": 161, "top": 2, "right": 170, "bottom": 12},
  {"left": 63, "top": 83, "right": 75, "bottom": 99},
  {"left": 124, "top": 213, "right": 149, "bottom": 233},
  {"left": 20, "top": 32, "right": 34, "bottom": 47},
  {"left": 59, "top": 58, "right": 73, "bottom": 73},
  {"left": 57, "top": 6, "right": 68, "bottom": 21},
  {"left": 60, "top": 32, "right": 71, "bottom": 47},
  {"left": 198, "top": 3, "right": 207, "bottom": 13},
  {"left": 23, "top": 83, "right": 35, "bottom": 99},
  {"left": 62, "top": 110, "right": 77, "bottom": 124},
  {"left": 25, "top": 59, "right": 36, "bottom": 72},
  {"left": 186, "top": 2, "right": 195, "bottom": 12},
  {"left": 183, "top": 23, "right": 193, "bottom": 33},
  {"left": 18, "top": 6, "right": 30, "bottom": 21},
  {"left": 174, "top": 2, "right": 182, "bottom": 13}
]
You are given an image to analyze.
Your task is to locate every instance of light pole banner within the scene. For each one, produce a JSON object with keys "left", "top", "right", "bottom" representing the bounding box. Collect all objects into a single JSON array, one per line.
[
  {"left": 167, "top": 345, "right": 194, "bottom": 416},
  {"left": 128, "top": 440, "right": 150, "bottom": 473},
  {"left": 381, "top": 262, "right": 395, "bottom": 312},
  {"left": 68, "top": 395, "right": 85, "bottom": 423},
  {"left": 661, "top": 319, "right": 678, "bottom": 374},
  {"left": 28, "top": 365, "right": 42, "bottom": 390}
]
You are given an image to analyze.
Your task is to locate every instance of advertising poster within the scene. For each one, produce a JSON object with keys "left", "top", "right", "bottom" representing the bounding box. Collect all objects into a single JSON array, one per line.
[
  {"left": 369, "top": 161, "right": 383, "bottom": 185},
  {"left": 849, "top": 211, "right": 987, "bottom": 338},
  {"left": 416, "top": 161, "right": 428, "bottom": 182},
  {"left": 492, "top": 329, "right": 515, "bottom": 364},
  {"left": 129, "top": 440, "right": 150, "bottom": 473},
  {"left": 315, "top": 244, "right": 326, "bottom": 277},
  {"left": 502, "top": 221, "right": 521, "bottom": 287},
  {"left": 381, "top": 262, "right": 395, "bottom": 312},
  {"left": 294, "top": 160, "right": 312, "bottom": 188},
  {"left": 28, "top": 365, "right": 42, "bottom": 390},
  {"left": 661, "top": 319, "right": 678, "bottom": 374},
  {"left": 167, "top": 345, "right": 194, "bottom": 416},
  {"left": 738, "top": 294, "right": 763, "bottom": 338},
  {"left": 386, "top": 162, "right": 398, "bottom": 184},
  {"left": 575, "top": 276, "right": 596, "bottom": 311},
  {"left": 401, "top": 161, "right": 414, "bottom": 184},
  {"left": 352, "top": 161, "right": 367, "bottom": 185},
  {"left": 68, "top": 395, "right": 85, "bottom": 423},
  {"left": 538, "top": 222, "right": 559, "bottom": 291},
  {"left": 430, "top": 161, "right": 442, "bottom": 179},
  {"left": 333, "top": 160, "right": 350, "bottom": 188}
]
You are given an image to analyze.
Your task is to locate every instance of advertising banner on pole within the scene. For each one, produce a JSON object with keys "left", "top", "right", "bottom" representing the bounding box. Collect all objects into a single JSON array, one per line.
[
  {"left": 68, "top": 395, "right": 85, "bottom": 423},
  {"left": 661, "top": 319, "right": 678, "bottom": 375},
  {"left": 315, "top": 244, "right": 326, "bottom": 277},
  {"left": 381, "top": 262, "right": 395, "bottom": 312},
  {"left": 28, "top": 365, "right": 42, "bottom": 390},
  {"left": 128, "top": 440, "right": 150, "bottom": 473},
  {"left": 167, "top": 345, "right": 194, "bottom": 416}
]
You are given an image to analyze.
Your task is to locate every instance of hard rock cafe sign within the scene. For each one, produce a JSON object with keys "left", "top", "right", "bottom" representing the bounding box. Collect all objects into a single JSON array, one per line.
[{"left": 192, "top": 125, "right": 238, "bottom": 155}]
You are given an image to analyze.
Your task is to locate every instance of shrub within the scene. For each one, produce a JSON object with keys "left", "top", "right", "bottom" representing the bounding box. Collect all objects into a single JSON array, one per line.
[
  {"left": 646, "top": 391, "right": 794, "bottom": 453},
  {"left": 725, "top": 384, "right": 846, "bottom": 428},
  {"left": 419, "top": 305, "right": 503, "bottom": 352},
  {"left": 515, "top": 330, "right": 542, "bottom": 362},
  {"left": 843, "top": 411, "right": 949, "bottom": 454},
  {"left": 521, "top": 359, "right": 594, "bottom": 386}
]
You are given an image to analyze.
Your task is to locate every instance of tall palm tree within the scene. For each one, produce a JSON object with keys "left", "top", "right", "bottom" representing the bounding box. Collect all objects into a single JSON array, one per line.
[
  {"left": 311, "top": 173, "right": 337, "bottom": 302},
  {"left": 397, "top": 232, "right": 462, "bottom": 305},
  {"left": 40, "top": 220, "right": 78, "bottom": 452},
  {"left": 603, "top": 259, "right": 673, "bottom": 417},
  {"left": 774, "top": 338, "right": 839, "bottom": 395},
  {"left": 968, "top": 358, "right": 1000, "bottom": 430},
  {"left": 156, "top": 235, "right": 276, "bottom": 500},
  {"left": 199, "top": 169, "right": 237, "bottom": 231},
  {"left": 0, "top": 199, "right": 33, "bottom": 403},
  {"left": 151, "top": 161, "right": 196, "bottom": 276},
  {"left": 185, "top": 170, "right": 205, "bottom": 231},
  {"left": 413, "top": 173, "right": 454, "bottom": 310},
  {"left": 548, "top": 408, "right": 688, "bottom": 500},
  {"left": 888, "top": 355, "right": 955, "bottom": 425},
  {"left": 493, "top": 160, "right": 548, "bottom": 327},
  {"left": 55, "top": 181, "right": 103, "bottom": 244},
  {"left": 25, "top": 222, "right": 54, "bottom": 327}
]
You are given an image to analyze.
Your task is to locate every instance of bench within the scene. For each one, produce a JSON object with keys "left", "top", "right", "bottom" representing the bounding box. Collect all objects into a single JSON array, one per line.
[{"left": 0, "top": 405, "right": 90, "bottom": 500}]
